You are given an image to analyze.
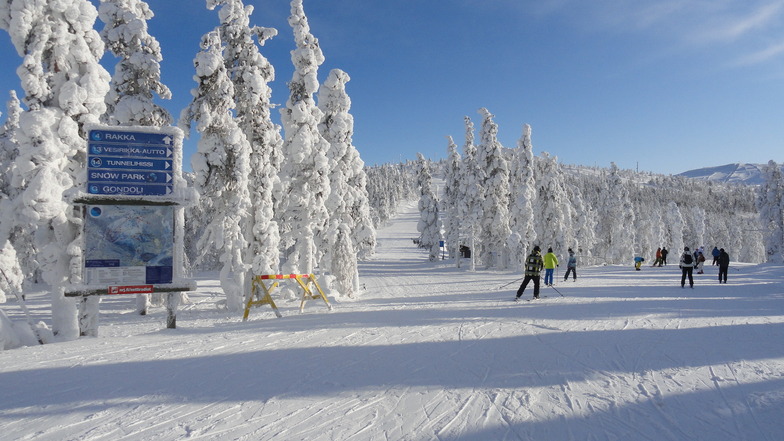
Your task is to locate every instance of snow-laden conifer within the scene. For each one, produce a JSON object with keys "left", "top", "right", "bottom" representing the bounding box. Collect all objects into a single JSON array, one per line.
[
  {"left": 179, "top": 30, "right": 252, "bottom": 311},
  {"left": 416, "top": 153, "right": 441, "bottom": 261},
  {"left": 1, "top": 0, "right": 110, "bottom": 339},
  {"left": 0, "top": 91, "right": 20, "bottom": 198},
  {"left": 595, "top": 163, "right": 636, "bottom": 264},
  {"left": 663, "top": 201, "right": 685, "bottom": 256},
  {"left": 476, "top": 108, "right": 510, "bottom": 268},
  {"left": 508, "top": 124, "right": 537, "bottom": 269},
  {"left": 278, "top": 0, "right": 330, "bottom": 274},
  {"left": 457, "top": 117, "right": 482, "bottom": 270},
  {"left": 99, "top": 0, "right": 172, "bottom": 126},
  {"left": 757, "top": 160, "right": 784, "bottom": 262},
  {"left": 210, "top": 0, "right": 282, "bottom": 278},
  {"left": 443, "top": 136, "right": 461, "bottom": 262},
  {"left": 571, "top": 188, "right": 597, "bottom": 264},
  {"left": 0, "top": 95, "right": 23, "bottom": 304},
  {"left": 318, "top": 68, "right": 375, "bottom": 296},
  {"left": 534, "top": 152, "right": 574, "bottom": 257}
]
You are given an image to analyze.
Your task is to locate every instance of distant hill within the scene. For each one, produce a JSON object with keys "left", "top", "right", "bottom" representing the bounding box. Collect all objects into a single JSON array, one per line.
[{"left": 677, "top": 163, "right": 783, "bottom": 185}]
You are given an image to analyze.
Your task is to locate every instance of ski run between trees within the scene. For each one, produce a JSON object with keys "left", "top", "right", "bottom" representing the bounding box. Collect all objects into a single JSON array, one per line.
[{"left": 1, "top": 200, "right": 784, "bottom": 440}]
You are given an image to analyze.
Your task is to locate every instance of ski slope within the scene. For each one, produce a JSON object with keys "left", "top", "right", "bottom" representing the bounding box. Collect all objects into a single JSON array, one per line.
[{"left": 1, "top": 200, "right": 784, "bottom": 440}]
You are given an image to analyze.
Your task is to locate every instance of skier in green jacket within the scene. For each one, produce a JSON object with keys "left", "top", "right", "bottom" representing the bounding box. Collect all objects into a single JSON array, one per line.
[{"left": 515, "top": 246, "right": 544, "bottom": 301}]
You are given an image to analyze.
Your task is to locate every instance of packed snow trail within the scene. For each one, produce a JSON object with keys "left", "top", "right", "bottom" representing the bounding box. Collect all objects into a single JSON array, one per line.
[{"left": 1, "top": 200, "right": 784, "bottom": 440}]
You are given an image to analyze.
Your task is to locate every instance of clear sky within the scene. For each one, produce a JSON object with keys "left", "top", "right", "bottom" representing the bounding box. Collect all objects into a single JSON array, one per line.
[{"left": 1, "top": 0, "right": 784, "bottom": 175}]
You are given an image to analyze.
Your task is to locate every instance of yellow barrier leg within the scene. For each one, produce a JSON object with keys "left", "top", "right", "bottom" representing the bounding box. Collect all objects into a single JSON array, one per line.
[
  {"left": 296, "top": 274, "right": 332, "bottom": 312},
  {"left": 243, "top": 278, "right": 283, "bottom": 320}
]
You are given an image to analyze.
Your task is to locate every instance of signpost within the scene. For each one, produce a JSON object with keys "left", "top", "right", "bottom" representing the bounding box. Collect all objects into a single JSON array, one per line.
[{"left": 65, "top": 125, "right": 195, "bottom": 333}]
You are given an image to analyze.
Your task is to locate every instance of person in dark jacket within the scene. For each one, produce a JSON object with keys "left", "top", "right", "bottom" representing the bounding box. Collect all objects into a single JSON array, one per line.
[
  {"left": 718, "top": 248, "right": 730, "bottom": 283},
  {"left": 661, "top": 247, "right": 669, "bottom": 265},
  {"left": 564, "top": 248, "right": 577, "bottom": 281},
  {"left": 516, "top": 246, "right": 544, "bottom": 301},
  {"left": 679, "top": 247, "right": 695, "bottom": 288},
  {"left": 711, "top": 247, "right": 720, "bottom": 266}
]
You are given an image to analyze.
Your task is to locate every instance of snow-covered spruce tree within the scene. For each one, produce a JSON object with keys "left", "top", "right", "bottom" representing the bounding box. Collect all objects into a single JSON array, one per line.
[
  {"left": 476, "top": 108, "right": 511, "bottom": 269},
  {"left": 508, "top": 124, "right": 537, "bottom": 269},
  {"left": 443, "top": 136, "right": 461, "bottom": 262},
  {"left": 594, "top": 163, "right": 636, "bottom": 264},
  {"left": 633, "top": 195, "right": 662, "bottom": 263},
  {"left": 0, "top": 91, "right": 20, "bottom": 197},
  {"left": 1, "top": 0, "right": 111, "bottom": 340},
  {"left": 457, "top": 116, "right": 482, "bottom": 270},
  {"left": 278, "top": 0, "right": 331, "bottom": 275},
  {"left": 534, "top": 152, "right": 574, "bottom": 258},
  {"left": 0, "top": 94, "right": 23, "bottom": 305},
  {"left": 179, "top": 30, "right": 251, "bottom": 312},
  {"left": 571, "top": 187, "right": 597, "bottom": 264},
  {"left": 99, "top": 0, "right": 172, "bottom": 127},
  {"left": 317, "top": 68, "right": 376, "bottom": 296},
  {"left": 416, "top": 153, "right": 441, "bottom": 261},
  {"left": 757, "top": 160, "right": 784, "bottom": 262},
  {"left": 209, "top": 0, "right": 282, "bottom": 279},
  {"left": 663, "top": 200, "right": 685, "bottom": 257}
]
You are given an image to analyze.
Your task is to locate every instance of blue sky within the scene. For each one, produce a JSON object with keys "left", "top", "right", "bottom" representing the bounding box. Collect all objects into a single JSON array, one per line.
[{"left": 1, "top": 0, "right": 784, "bottom": 175}]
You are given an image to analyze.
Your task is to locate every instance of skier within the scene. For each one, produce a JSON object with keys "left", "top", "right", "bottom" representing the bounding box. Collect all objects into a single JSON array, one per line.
[
  {"left": 679, "top": 246, "right": 695, "bottom": 288},
  {"left": 653, "top": 247, "right": 663, "bottom": 267},
  {"left": 717, "top": 248, "right": 730, "bottom": 283},
  {"left": 515, "top": 246, "right": 544, "bottom": 301},
  {"left": 543, "top": 247, "right": 559, "bottom": 286},
  {"left": 696, "top": 251, "right": 706, "bottom": 274},
  {"left": 634, "top": 255, "right": 645, "bottom": 270},
  {"left": 564, "top": 248, "right": 577, "bottom": 281},
  {"left": 661, "top": 247, "right": 669, "bottom": 265},
  {"left": 711, "top": 246, "right": 720, "bottom": 266}
]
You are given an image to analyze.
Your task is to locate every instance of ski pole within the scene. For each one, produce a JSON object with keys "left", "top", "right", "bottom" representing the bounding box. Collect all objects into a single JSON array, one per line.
[
  {"left": 549, "top": 284, "right": 565, "bottom": 297},
  {"left": 498, "top": 277, "right": 523, "bottom": 289}
]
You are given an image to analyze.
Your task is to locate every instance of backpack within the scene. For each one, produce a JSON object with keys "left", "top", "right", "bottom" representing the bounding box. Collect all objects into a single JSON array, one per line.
[{"left": 683, "top": 253, "right": 693, "bottom": 265}]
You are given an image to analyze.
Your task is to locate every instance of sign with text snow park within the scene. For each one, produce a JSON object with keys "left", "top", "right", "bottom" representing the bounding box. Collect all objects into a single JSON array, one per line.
[
  {"left": 87, "top": 129, "right": 174, "bottom": 196},
  {"left": 83, "top": 204, "right": 174, "bottom": 285}
]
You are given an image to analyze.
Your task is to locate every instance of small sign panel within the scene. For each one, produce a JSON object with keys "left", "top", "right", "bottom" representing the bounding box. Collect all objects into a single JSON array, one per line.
[{"left": 108, "top": 285, "right": 154, "bottom": 295}]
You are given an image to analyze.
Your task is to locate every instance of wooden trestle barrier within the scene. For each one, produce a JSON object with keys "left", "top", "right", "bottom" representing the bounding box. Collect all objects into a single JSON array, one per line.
[{"left": 243, "top": 273, "right": 333, "bottom": 321}]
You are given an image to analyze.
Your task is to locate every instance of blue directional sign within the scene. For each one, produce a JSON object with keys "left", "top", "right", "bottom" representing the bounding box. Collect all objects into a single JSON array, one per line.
[{"left": 87, "top": 129, "right": 176, "bottom": 196}]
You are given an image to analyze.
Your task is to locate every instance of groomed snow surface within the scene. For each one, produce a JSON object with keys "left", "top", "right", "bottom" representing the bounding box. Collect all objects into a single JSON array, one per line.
[{"left": 2, "top": 201, "right": 784, "bottom": 441}]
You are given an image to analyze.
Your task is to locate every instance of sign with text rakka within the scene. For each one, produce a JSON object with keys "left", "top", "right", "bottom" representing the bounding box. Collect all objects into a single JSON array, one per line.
[{"left": 87, "top": 129, "right": 175, "bottom": 196}]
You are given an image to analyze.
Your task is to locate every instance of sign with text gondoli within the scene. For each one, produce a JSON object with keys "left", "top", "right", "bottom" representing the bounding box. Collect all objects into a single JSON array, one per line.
[
  {"left": 87, "top": 129, "right": 175, "bottom": 196},
  {"left": 108, "top": 285, "right": 154, "bottom": 295}
]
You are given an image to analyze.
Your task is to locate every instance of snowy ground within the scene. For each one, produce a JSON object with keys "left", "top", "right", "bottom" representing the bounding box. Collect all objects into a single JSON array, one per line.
[{"left": 2, "top": 201, "right": 784, "bottom": 441}]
